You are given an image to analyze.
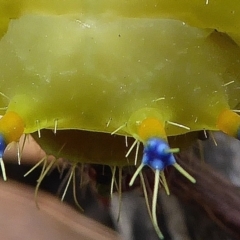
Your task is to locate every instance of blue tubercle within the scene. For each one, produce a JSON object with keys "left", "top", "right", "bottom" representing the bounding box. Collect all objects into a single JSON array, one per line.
[
  {"left": 0, "top": 134, "right": 6, "bottom": 158},
  {"left": 142, "top": 138, "right": 176, "bottom": 170}
]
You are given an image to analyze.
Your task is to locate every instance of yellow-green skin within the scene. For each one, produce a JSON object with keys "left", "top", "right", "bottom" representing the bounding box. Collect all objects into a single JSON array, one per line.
[
  {"left": 0, "top": 13, "right": 240, "bottom": 138},
  {"left": 1, "top": 0, "right": 240, "bottom": 32},
  {"left": 1, "top": 0, "right": 240, "bottom": 43},
  {"left": 0, "top": 1, "right": 240, "bottom": 139}
]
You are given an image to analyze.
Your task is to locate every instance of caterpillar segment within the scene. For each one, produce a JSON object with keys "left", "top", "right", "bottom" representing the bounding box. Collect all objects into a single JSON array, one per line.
[{"left": 1, "top": 3, "right": 240, "bottom": 239}]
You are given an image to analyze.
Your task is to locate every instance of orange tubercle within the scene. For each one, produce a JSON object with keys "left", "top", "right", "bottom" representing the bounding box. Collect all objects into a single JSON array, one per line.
[
  {"left": 0, "top": 111, "right": 25, "bottom": 143},
  {"left": 138, "top": 117, "right": 167, "bottom": 142},
  {"left": 217, "top": 109, "right": 240, "bottom": 138}
]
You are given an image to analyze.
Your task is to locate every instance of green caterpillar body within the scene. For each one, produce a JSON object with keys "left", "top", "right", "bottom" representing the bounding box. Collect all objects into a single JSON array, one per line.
[
  {"left": 1, "top": 14, "right": 240, "bottom": 138},
  {"left": 1, "top": 2, "right": 240, "bottom": 239}
]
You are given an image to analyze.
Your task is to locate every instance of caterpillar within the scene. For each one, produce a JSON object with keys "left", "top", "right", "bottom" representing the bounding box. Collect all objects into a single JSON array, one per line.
[{"left": 1, "top": 1, "right": 240, "bottom": 239}]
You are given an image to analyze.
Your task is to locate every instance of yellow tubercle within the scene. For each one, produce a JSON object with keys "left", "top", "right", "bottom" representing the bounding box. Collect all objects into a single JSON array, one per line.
[
  {"left": 138, "top": 118, "right": 167, "bottom": 142},
  {"left": 217, "top": 109, "right": 240, "bottom": 138},
  {"left": 0, "top": 111, "right": 25, "bottom": 143},
  {"left": 127, "top": 108, "right": 169, "bottom": 142}
]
